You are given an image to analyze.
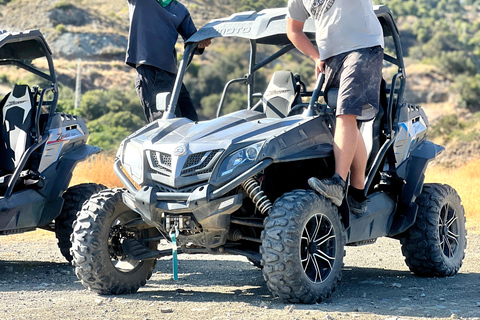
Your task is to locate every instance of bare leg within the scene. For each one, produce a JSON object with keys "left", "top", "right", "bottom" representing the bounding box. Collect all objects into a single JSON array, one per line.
[
  {"left": 333, "top": 115, "right": 357, "bottom": 180},
  {"left": 308, "top": 114, "right": 368, "bottom": 207},
  {"left": 349, "top": 129, "right": 367, "bottom": 189},
  {"left": 333, "top": 114, "right": 367, "bottom": 189}
]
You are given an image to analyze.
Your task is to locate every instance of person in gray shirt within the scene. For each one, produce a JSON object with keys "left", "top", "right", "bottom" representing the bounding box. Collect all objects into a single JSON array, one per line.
[
  {"left": 126, "top": 0, "right": 210, "bottom": 122},
  {"left": 287, "top": 0, "right": 384, "bottom": 215}
]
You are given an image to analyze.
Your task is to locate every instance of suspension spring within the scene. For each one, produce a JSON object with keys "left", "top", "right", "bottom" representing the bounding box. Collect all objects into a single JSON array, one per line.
[{"left": 242, "top": 177, "right": 272, "bottom": 215}]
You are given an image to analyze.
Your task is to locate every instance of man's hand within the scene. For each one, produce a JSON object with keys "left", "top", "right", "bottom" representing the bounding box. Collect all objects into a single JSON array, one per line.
[
  {"left": 198, "top": 38, "right": 212, "bottom": 49},
  {"left": 315, "top": 59, "right": 325, "bottom": 77}
]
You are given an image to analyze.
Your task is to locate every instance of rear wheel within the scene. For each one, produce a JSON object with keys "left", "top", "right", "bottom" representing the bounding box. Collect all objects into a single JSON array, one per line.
[
  {"left": 55, "top": 183, "right": 106, "bottom": 262},
  {"left": 400, "top": 183, "right": 466, "bottom": 276},
  {"left": 261, "top": 190, "right": 345, "bottom": 304},
  {"left": 71, "top": 188, "right": 159, "bottom": 294}
]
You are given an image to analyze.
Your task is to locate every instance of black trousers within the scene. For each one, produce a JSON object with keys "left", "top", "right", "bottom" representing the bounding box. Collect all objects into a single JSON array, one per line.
[{"left": 135, "top": 64, "right": 198, "bottom": 123}]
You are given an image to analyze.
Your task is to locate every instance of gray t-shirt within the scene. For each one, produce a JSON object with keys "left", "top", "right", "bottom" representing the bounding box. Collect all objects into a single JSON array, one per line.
[
  {"left": 287, "top": 0, "right": 384, "bottom": 60},
  {"left": 126, "top": 0, "right": 198, "bottom": 74}
]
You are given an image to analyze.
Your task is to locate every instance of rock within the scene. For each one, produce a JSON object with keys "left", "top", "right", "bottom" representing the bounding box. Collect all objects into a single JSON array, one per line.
[
  {"left": 160, "top": 307, "right": 173, "bottom": 313},
  {"left": 285, "top": 305, "right": 295, "bottom": 313},
  {"left": 392, "top": 283, "right": 402, "bottom": 288},
  {"left": 50, "top": 33, "right": 127, "bottom": 59}
]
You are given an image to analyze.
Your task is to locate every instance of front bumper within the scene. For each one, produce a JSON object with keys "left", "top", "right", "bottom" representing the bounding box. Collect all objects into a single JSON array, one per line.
[{"left": 117, "top": 160, "right": 242, "bottom": 249}]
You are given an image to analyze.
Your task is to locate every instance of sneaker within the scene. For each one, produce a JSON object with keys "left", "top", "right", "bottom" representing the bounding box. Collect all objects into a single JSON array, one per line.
[
  {"left": 347, "top": 195, "right": 368, "bottom": 215},
  {"left": 308, "top": 174, "right": 346, "bottom": 206}
]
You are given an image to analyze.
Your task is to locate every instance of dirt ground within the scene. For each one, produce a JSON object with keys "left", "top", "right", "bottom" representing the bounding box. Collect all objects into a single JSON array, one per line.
[{"left": 0, "top": 230, "right": 479, "bottom": 320}]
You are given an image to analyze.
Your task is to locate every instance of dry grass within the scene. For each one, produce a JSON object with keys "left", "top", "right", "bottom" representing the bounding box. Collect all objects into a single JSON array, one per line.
[
  {"left": 70, "top": 153, "right": 122, "bottom": 188},
  {"left": 425, "top": 159, "right": 480, "bottom": 234},
  {"left": 7, "top": 155, "right": 479, "bottom": 243},
  {"left": 72, "top": 155, "right": 479, "bottom": 233}
]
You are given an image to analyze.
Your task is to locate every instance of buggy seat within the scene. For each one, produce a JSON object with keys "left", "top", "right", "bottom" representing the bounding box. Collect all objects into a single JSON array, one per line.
[
  {"left": 260, "top": 71, "right": 302, "bottom": 118},
  {"left": 0, "top": 84, "right": 36, "bottom": 187}
]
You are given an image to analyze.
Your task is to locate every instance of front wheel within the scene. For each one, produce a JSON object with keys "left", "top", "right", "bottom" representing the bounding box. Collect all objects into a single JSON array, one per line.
[
  {"left": 261, "top": 190, "right": 345, "bottom": 304},
  {"left": 400, "top": 183, "right": 467, "bottom": 277},
  {"left": 71, "top": 188, "right": 159, "bottom": 295}
]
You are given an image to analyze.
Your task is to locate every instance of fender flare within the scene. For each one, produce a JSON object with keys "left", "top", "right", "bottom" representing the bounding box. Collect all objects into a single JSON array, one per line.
[{"left": 389, "top": 140, "right": 444, "bottom": 236}]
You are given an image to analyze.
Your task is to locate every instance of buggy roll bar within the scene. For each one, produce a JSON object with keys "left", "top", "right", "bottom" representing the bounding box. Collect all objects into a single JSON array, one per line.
[
  {"left": 162, "top": 43, "right": 197, "bottom": 119},
  {"left": 164, "top": 5, "right": 406, "bottom": 122}
]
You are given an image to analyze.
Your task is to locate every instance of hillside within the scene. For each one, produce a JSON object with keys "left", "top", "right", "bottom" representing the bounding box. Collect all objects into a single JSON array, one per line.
[
  {"left": 1, "top": 0, "right": 479, "bottom": 162},
  {"left": 0, "top": 0, "right": 459, "bottom": 101},
  {"left": 0, "top": 0, "right": 239, "bottom": 60}
]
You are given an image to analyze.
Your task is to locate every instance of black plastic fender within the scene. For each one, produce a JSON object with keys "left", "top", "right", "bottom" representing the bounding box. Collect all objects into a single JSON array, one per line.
[
  {"left": 38, "top": 144, "right": 100, "bottom": 226},
  {"left": 389, "top": 140, "right": 444, "bottom": 236}
]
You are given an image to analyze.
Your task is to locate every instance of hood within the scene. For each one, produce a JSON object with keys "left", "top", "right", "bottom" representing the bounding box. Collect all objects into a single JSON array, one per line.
[
  {"left": 134, "top": 110, "right": 304, "bottom": 153},
  {"left": 120, "top": 110, "right": 332, "bottom": 189}
]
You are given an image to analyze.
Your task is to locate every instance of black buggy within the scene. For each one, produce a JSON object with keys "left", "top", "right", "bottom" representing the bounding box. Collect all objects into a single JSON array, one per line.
[
  {"left": 71, "top": 6, "right": 466, "bottom": 303},
  {"left": 0, "top": 30, "right": 105, "bottom": 262}
]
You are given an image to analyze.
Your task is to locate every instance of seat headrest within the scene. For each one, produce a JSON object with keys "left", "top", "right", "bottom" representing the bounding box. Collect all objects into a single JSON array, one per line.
[
  {"left": 2, "top": 84, "right": 34, "bottom": 125},
  {"left": 262, "top": 71, "right": 297, "bottom": 118},
  {"left": 0, "top": 84, "right": 34, "bottom": 172}
]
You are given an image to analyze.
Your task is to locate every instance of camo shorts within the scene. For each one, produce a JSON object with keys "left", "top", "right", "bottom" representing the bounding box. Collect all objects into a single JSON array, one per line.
[{"left": 324, "top": 46, "right": 384, "bottom": 121}]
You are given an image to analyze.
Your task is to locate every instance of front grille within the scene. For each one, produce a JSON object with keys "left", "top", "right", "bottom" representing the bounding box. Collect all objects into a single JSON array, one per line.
[
  {"left": 151, "top": 151, "right": 172, "bottom": 168},
  {"left": 149, "top": 151, "right": 172, "bottom": 176},
  {"left": 148, "top": 149, "right": 223, "bottom": 178},
  {"left": 181, "top": 149, "right": 223, "bottom": 176}
]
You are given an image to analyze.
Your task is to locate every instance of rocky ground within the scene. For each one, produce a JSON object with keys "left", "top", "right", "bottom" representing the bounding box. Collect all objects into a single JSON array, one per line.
[{"left": 0, "top": 230, "right": 479, "bottom": 320}]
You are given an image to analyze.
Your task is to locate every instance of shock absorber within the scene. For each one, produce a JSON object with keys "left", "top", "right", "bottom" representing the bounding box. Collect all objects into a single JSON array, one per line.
[{"left": 242, "top": 177, "right": 272, "bottom": 215}]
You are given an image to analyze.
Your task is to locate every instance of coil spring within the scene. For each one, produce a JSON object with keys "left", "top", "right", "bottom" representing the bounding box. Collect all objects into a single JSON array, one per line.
[{"left": 242, "top": 177, "right": 272, "bottom": 215}]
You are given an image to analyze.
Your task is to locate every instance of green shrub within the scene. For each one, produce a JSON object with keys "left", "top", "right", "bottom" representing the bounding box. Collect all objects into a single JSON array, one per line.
[
  {"left": 55, "top": 24, "right": 67, "bottom": 34},
  {"left": 429, "top": 114, "right": 464, "bottom": 139},
  {"left": 453, "top": 74, "right": 480, "bottom": 112},
  {"left": 429, "top": 113, "right": 480, "bottom": 144},
  {"left": 53, "top": 1, "right": 73, "bottom": 9},
  {"left": 433, "top": 51, "right": 477, "bottom": 76},
  {"left": 0, "top": 73, "right": 10, "bottom": 84}
]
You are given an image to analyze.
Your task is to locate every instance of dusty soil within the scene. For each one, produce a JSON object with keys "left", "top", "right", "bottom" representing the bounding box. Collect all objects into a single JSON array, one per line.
[{"left": 1, "top": 230, "right": 479, "bottom": 320}]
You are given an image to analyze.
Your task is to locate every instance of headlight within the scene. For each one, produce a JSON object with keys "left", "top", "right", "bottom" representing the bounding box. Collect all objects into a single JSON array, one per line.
[
  {"left": 123, "top": 142, "right": 144, "bottom": 184},
  {"left": 218, "top": 141, "right": 264, "bottom": 178}
]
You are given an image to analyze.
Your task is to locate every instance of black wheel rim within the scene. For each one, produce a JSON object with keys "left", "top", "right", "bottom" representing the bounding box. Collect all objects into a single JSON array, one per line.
[
  {"left": 438, "top": 202, "right": 460, "bottom": 258},
  {"left": 108, "top": 213, "right": 143, "bottom": 273},
  {"left": 300, "top": 213, "right": 336, "bottom": 283}
]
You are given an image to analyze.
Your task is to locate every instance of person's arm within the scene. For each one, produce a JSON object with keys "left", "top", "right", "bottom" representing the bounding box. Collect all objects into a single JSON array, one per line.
[
  {"left": 178, "top": 12, "right": 211, "bottom": 52},
  {"left": 287, "top": 18, "right": 323, "bottom": 77}
]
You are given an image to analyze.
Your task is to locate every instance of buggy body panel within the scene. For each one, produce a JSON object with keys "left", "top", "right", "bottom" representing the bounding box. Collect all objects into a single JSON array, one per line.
[{"left": 0, "top": 30, "right": 100, "bottom": 235}]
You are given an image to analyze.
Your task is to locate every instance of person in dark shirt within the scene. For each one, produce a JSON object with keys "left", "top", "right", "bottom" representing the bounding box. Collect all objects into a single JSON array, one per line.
[{"left": 126, "top": 0, "right": 211, "bottom": 122}]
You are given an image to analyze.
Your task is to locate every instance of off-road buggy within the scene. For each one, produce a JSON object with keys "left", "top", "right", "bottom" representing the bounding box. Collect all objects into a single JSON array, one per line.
[
  {"left": 0, "top": 30, "right": 105, "bottom": 262},
  {"left": 71, "top": 6, "right": 466, "bottom": 303}
]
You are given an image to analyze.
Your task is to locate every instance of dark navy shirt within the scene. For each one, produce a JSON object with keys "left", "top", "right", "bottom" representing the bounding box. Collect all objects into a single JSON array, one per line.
[{"left": 126, "top": 0, "right": 197, "bottom": 74}]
